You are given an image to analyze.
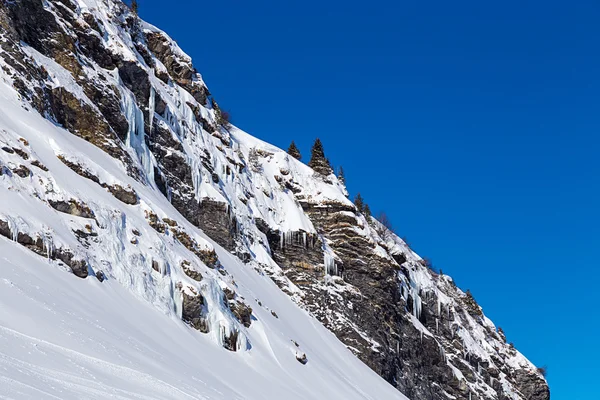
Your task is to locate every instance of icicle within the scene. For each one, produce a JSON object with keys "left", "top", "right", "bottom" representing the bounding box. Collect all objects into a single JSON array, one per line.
[
  {"left": 302, "top": 232, "right": 307, "bottom": 249},
  {"left": 410, "top": 283, "right": 422, "bottom": 320},
  {"left": 42, "top": 231, "right": 53, "bottom": 260},
  {"left": 188, "top": 155, "right": 202, "bottom": 200},
  {"left": 122, "top": 86, "right": 155, "bottom": 184},
  {"left": 324, "top": 253, "right": 337, "bottom": 276},
  {"left": 149, "top": 86, "right": 155, "bottom": 131},
  {"left": 279, "top": 231, "right": 284, "bottom": 250},
  {"left": 6, "top": 217, "right": 18, "bottom": 242},
  {"left": 173, "top": 283, "right": 183, "bottom": 318},
  {"left": 436, "top": 318, "right": 439, "bottom": 333}
]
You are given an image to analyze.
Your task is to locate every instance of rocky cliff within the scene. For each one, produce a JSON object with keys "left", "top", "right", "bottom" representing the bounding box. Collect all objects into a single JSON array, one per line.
[{"left": 0, "top": 1, "right": 549, "bottom": 399}]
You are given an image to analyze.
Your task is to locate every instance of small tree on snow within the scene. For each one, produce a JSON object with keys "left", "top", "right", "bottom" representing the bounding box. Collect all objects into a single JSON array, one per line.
[
  {"left": 287, "top": 141, "right": 301, "bottom": 160},
  {"left": 337, "top": 166, "right": 346, "bottom": 185},
  {"left": 308, "top": 138, "right": 332, "bottom": 175},
  {"left": 130, "top": 0, "right": 139, "bottom": 14},
  {"left": 363, "top": 203, "right": 371, "bottom": 219},
  {"left": 353, "top": 193, "right": 365, "bottom": 214}
]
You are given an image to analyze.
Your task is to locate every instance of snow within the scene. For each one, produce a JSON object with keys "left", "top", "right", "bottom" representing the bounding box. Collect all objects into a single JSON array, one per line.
[
  {"left": 0, "top": 241, "right": 405, "bottom": 399},
  {"left": 0, "top": 66, "right": 405, "bottom": 399},
  {"left": 21, "top": 46, "right": 96, "bottom": 110}
]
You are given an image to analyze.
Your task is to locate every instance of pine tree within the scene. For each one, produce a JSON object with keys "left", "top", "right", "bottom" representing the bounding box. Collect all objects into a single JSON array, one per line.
[
  {"left": 287, "top": 141, "right": 301, "bottom": 160},
  {"left": 337, "top": 166, "right": 345, "bottom": 185},
  {"left": 364, "top": 203, "right": 371, "bottom": 219},
  {"left": 354, "top": 193, "right": 364, "bottom": 214},
  {"left": 311, "top": 138, "right": 324, "bottom": 157},
  {"left": 308, "top": 138, "right": 332, "bottom": 175},
  {"left": 131, "top": 0, "right": 139, "bottom": 14}
]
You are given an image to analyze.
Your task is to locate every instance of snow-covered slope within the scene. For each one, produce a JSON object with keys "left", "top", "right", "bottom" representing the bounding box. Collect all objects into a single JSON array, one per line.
[
  {"left": 0, "top": 241, "right": 405, "bottom": 400},
  {"left": 0, "top": 78, "right": 405, "bottom": 399},
  {"left": 0, "top": 1, "right": 549, "bottom": 399}
]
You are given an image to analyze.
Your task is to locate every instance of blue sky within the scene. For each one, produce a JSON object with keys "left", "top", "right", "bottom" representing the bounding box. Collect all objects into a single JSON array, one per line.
[{"left": 138, "top": 1, "right": 599, "bottom": 398}]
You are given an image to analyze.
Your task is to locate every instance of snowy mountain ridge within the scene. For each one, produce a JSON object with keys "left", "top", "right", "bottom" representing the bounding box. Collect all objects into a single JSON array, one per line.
[{"left": 0, "top": 1, "right": 549, "bottom": 399}]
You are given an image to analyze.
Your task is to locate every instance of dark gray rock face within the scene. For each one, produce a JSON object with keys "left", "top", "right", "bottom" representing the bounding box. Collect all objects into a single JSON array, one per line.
[
  {"left": 144, "top": 30, "right": 209, "bottom": 105},
  {"left": 106, "top": 184, "right": 139, "bottom": 205},
  {"left": 295, "top": 202, "right": 452, "bottom": 398},
  {"left": 1, "top": 0, "right": 137, "bottom": 173},
  {"left": 145, "top": 31, "right": 193, "bottom": 85},
  {"left": 0, "top": 218, "right": 88, "bottom": 278},
  {"left": 182, "top": 261, "right": 203, "bottom": 282},
  {"left": 48, "top": 199, "right": 95, "bottom": 219},
  {"left": 182, "top": 291, "right": 209, "bottom": 333},
  {"left": 261, "top": 225, "right": 323, "bottom": 280},
  {"left": 514, "top": 370, "right": 551, "bottom": 400},
  {"left": 194, "top": 200, "right": 237, "bottom": 251}
]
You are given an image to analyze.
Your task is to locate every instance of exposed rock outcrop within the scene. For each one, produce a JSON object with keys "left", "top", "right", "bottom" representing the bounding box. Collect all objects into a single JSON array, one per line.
[
  {"left": 0, "top": 219, "right": 88, "bottom": 278},
  {"left": 49, "top": 199, "right": 95, "bottom": 219},
  {"left": 182, "top": 290, "right": 209, "bottom": 333}
]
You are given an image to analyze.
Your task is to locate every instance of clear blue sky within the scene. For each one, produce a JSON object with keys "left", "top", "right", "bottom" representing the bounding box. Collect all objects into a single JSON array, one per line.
[{"left": 138, "top": 1, "right": 599, "bottom": 398}]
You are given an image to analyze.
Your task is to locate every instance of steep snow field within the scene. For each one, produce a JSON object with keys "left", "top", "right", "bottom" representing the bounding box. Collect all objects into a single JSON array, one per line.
[
  {"left": 0, "top": 78, "right": 406, "bottom": 399},
  {"left": 0, "top": 239, "right": 405, "bottom": 400}
]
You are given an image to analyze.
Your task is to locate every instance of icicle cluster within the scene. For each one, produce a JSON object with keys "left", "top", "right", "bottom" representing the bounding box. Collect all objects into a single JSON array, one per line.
[
  {"left": 324, "top": 253, "right": 338, "bottom": 276},
  {"left": 279, "top": 230, "right": 316, "bottom": 250},
  {"left": 121, "top": 85, "right": 155, "bottom": 184},
  {"left": 410, "top": 282, "right": 423, "bottom": 320}
]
